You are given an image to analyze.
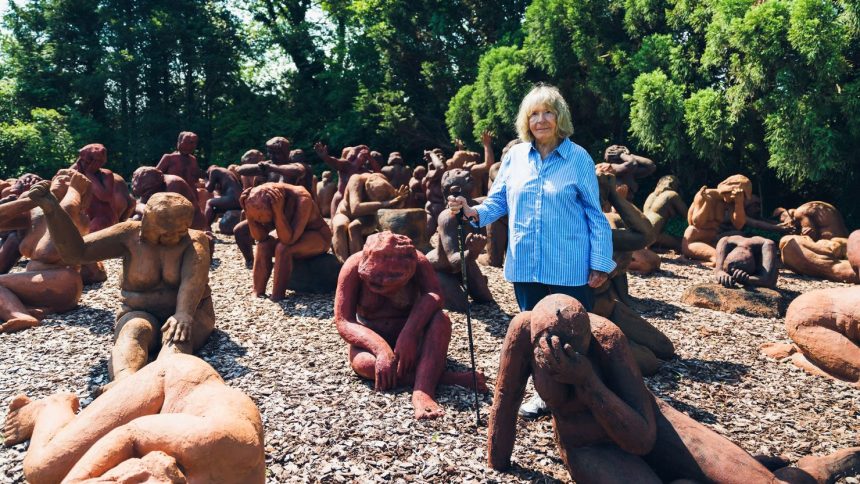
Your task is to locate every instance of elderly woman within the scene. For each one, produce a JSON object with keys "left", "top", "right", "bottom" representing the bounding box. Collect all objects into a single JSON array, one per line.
[{"left": 448, "top": 84, "right": 615, "bottom": 417}]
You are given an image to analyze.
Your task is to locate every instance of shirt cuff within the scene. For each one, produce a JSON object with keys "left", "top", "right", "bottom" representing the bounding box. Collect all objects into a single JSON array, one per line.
[
  {"left": 473, "top": 204, "right": 491, "bottom": 228},
  {"left": 590, "top": 254, "right": 617, "bottom": 274}
]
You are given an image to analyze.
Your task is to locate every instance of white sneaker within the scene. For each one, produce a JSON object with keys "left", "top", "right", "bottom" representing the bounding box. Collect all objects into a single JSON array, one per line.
[{"left": 518, "top": 394, "right": 549, "bottom": 419}]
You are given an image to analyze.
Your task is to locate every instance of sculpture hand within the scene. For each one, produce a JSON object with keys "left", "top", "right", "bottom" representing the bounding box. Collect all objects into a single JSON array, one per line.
[
  {"left": 162, "top": 314, "right": 193, "bottom": 344},
  {"left": 375, "top": 350, "right": 397, "bottom": 391},
  {"left": 24, "top": 180, "right": 59, "bottom": 211},
  {"left": 536, "top": 334, "right": 595, "bottom": 386},
  {"left": 730, "top": 187, "right": 745, "bottom": 201},
  {"left": 465, "top": 232, "right": 487, "bottom": 254},
  {"left": 394, "top": 333, "right": 418, "bottom": 380},
  {"left": 269, "top": 188, "right": 285, "bottom": 211},
  {"left": 481, "top": 130, "right": 494, "bottom": 146},
  {"left": 454, "top": 138, "right": 464, "bottom": 151},
  {"left": 731, "top": 268, "right": 750, "bottom": 284},
  {"left": 716, "top": 270, "right": 735, "bottom": 288},
  {"left": 67, "top": 169, "right": 92, "bottom": 194},
  {"left": 587, "top": 270, "right": 608, "bottom": 288},
  {"left": 313, "top": 142, "right": 328, "bottom": 157}
]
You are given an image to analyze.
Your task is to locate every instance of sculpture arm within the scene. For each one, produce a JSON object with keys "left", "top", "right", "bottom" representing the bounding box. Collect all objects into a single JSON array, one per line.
[
  {"left": 743, "top": 216, "right": 791, "bottom": 233},
  {"left": 730, "top": 197, "right": 746, "bottom": 230},
  {"left": 320, "top": 153, "right": 351, "bottom": 173},
  {"left": 0, "top": 198, "right": 36, "bottom": 231},
  {"left": 333, "top": 256, "right": 393, "bottom": 357},
  {"left": 247, "top": 218, "right": 273, "bottom": 242},
  {"left": 175, "top": 231, "right": 210, "bottom": 319},
  {"left": 487, "top": 313, "right": 532, "bottom": 470},
  {"left": 39, "top": 192, "right": 129, "bottom": 264},
  {"left": 619, "top": 153, "right": 656, "bottom": 177},
  {"left": 265, "top": 163, "right": 304, "bottom": 179},
  {"left": 286, "top": 192, "right": 314, "bottom": 245},
  {"left": 155, "top": 154, "right": 170, "bottom": 173},
  {"left": 401, "top": 255, "right": 444, "bottom": 339},
  {"left": 579, "top": 167, "right": 617, "bottom": 273},
  {"left": 235, "top": 164, "right": 265, "bottom": 177},
  {"left": 347, "top": 180, "right": 386, "bottom": 217},
  {"left": 713, "top": 237, "right": 734, "bottom": 274},
  {"left": 608, "top": 189, "right": 656, "bottom": 251},
  {"left": 749, "top": 239, "right": 778, "bottom": 288}
]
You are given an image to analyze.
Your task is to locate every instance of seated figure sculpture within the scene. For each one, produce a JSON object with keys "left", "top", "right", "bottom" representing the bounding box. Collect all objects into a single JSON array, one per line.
[
  {"left": 682, "top": 174, "right": 751, "bottom": 264},
  {"left": 334, "top": 232, "right": 487, "bottom": 419},
  {"left": 29, "top": 185, "right": 215, "bottom": 385},
  {"left": 466, "top": 130, "right": 496, "bottom": 198},
  {"left": 3, "top": 353, "right": 265, "bottom": 483},
  {"left": 156, "top": 131, "right": 201, "bottom": 188},
  {"left": 316, "top": 170, "right": 338, "bottom": 218},
  {"left": 713, "top": 235, "right": 778, "bottom": 288},
  {"left": 232, "top": 149, "right": 268, "bottom": 268},
  {"left": 643, "top": 175, "right": 688, "bottom": 251},
  {"left": 381, "top": 152, "right": 412, "bottom": 190},
  {"left": 603, "top": 145, "right": 656, "bottom": 199},
  {"left": 331, "top": 173, "right": 408, "bottom": 263},
  {"left": 408, "top": 165, "right": 427, "bottom": 209},
  {"left": 0, "top": 170, "right": 91, "bottom": 333},
  {"left": 71, "top": 144, "right": 135, "bottom": 232},
  {"left": 131, "top": 166, "right": 207, "bottom": 231},
  {"left": 204, "top": 165, "right": 243, "bottom": 233},
  {"left": 0, "top": 174, "right": 43, "bottom": 274},
  {"left": 489, "top": 294, "right": 860, "bottom": 483},
  {"left": 425, "top": 169, "right": 493, "bottom": 304},
  {"left": 779, "top": 232, "right": 858, "bottom": 283},
  {"left": 314, "top": 143, "right": 376, "bottom": 217},
  {"left": 241, "top": 183, "right": 332, "bottom": 301},
  {"left": 774, "top": 201, "right": 848, "bottom": 241},
  {"left": 423, "top": 150, "right": 447, "bottom": 236},
  {"left": 594, "top": 169, "right": 673, "bottom": 374},
  {"left": 236, "top": 137, "right": 314, "bottom": 196}
]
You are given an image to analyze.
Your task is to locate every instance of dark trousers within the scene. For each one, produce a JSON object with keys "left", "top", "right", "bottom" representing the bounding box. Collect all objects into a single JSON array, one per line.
[{"left": 513, "top": 282, "right": 594, "bottom": 312}]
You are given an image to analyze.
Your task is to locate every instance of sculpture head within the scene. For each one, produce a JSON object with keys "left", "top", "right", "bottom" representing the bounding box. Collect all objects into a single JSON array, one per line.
[
  {"left": 290, "top": 149, "right": 306, "bottom": 164},
  {"left": 75, "top": 144, "right": 108, "bottom": 173},
  {"left": 604, "top": 144, "right": 628, "bottom": 163},
  {"left": 51, "top": 169, "right": 92, "bottom": 211},
  {"left": 370, "top": 151, "right": 384, "bottom": 167},
  {"left": 176, "top": 132, "right": 198, "bottom": 155},
  {"left": 131, "top": 167, "right": 166, "bottom": 200},
  {"left": 773, "top": 207, "right": 794, "bottom": 226},
  {"left": 716, "top": 175, "right": 752, "bottom": 203},
  {"left": 447, "top": 150, "right": 480, "bottom": 169},
  {"left": 388, "top": 152, "right": 404, "bottom": 166},
  {"left": 242, "top": 149, "right": 265, "bottom": 165},
  {"left": 205, "top": 165, "right": 231, "bottom": 192},
  {"left": 321, "top": 170, "right": 333, "bottom": 183},
  {"left": 595, "top": 165, "right": 617, "bottom": 209},
  {"left": 341, "top": 147, "right": 353, "bottom": 159},
  {"left": 530, "top": 294, "right": 592, "bottom": 359},
  {"left": 441, "top": 168, "right": 474, "bottom": 198},
  {"left": 723, "top": 244, "right": 757, "bottom": 275},
  {"left": 364, "top": 173, "right": 396, "bottom": 202},
  {"left": 11, "top": 173, "right": 43, "bottom": 197},
  {"left": 140, "top": 192, "right": 194, "bottom": 246},
  {"left": 242, "top": 184, "right": 279, "bottom": 225},
  {"left": 358, "top": 232, "right": 418, "bottom": 295},
  {"left": 266, "top": 137, "right": 291, "bottom": 164},
  {"left": 655, "top": 175, "right": 680, "bottom": 194},
  {"left": 412, "top": 166, "right": 426, "bottom": 181},
  {"left": 745, "top": 194, "right": 762, "bottom": 217}
]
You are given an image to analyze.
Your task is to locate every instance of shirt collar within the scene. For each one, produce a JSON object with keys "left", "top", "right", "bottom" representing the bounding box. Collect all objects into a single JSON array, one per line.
[{"left": 530, "top": 137, "right": 573, "bottom": 161}]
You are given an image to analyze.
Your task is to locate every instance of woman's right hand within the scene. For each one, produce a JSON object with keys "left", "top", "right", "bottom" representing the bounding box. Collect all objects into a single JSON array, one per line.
[{"left": 447, "top": 195, "right": 478, "bottom": 220}]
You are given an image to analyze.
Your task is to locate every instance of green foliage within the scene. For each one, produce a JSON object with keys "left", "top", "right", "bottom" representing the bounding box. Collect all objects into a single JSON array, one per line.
[
  {"left": 628, "top": 70, "right": 686, "bottom": 161},
  {"left": 0, "top": 107, "right": 75, "bottom": 177}
]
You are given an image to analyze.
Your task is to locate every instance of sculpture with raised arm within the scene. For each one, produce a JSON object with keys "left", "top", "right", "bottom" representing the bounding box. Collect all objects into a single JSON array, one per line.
[
  {"left": 334, "top": 232, "right": 487, "bottom": 419},
  {"left": 774, "top": 201, "right": 848, "bottom": 241},
  {"left": 602, "top": 145, "right": 656, "bottom": 199},
  {"left": 643, "top": 175, "right": 688, "bottom": 251},
  {"left": 314, "top": 143, "right": 376, "bottom": 217},
  {"left": 488, "top": 294, "right": 860, "bottom": 483},
  {"left": 235, "top": 137, "right": 313, "bottom": 196},
  {"left": 682, "top": 175, "right": 751, "bottom": 264},
  {"left": 3, "top": 353, "right": 265, "bottom": 483}
]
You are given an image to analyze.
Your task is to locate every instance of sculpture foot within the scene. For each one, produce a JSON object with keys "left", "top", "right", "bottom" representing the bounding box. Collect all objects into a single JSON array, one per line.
[
  {"left": 789, "top": 352, "right": 855, "bottom": 385},
  {"left": 440, "top": 370, "right": 488, "bottom": 393},
  {"left": 270, "top": 292, "right": 285, "bottom": 302},
  {"left": 3, "top": 393, "right": 78, "bottom": 446},
  {"left": 760, "top": 342, "right": 797, "bottom": 360},
  {"left": 0, "top": 316, "right": 40, "bottom": 333},
  {"left": 794, "top": 447, "right": 860, "bottom": 483},
  {"left": 412, "top": 391, "right": 444, "bottom": 420}
]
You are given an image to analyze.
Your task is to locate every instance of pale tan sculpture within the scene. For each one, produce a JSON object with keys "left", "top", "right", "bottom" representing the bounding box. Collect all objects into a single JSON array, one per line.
[{"left": 3, "top": 354, "right": 265, "bottom": 483}]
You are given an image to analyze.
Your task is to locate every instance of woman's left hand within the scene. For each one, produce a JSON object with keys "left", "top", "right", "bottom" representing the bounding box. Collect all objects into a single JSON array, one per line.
[{"left": 587, "top": 270, "right": 609, "bottom": 288}]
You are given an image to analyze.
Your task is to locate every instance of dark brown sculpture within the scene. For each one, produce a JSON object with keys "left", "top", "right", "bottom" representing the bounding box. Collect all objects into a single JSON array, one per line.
[
  {"left": 0, "top": 175, "right": 43, "bottom": 274},
  {"left": 381, "top": 152, "right": 412, "bottom": 190},
  {"left": 131, "top": 166, "right": 207, "bottom": 231},
  {"left": 242, "top": 183, "right": 332, "bottom": 301},
  {"left": 714, "top": 235, "right": 778, "bottom": 288},
  {"left": 465, "top": 130, "right": 496, "bottom": 198},
  {"left": 70, "top": 144, "right": 135, "bottom": 232},
  {"left": 0, "top": 171, "right": 91, "bottom": 333},
  {"left": 594, "top": 169, "right": 672, "bottom": 374},
  {"left": 314, "top": 143, "right": 377, "bottom": 217},
  {"left": 3, "top": 353, "right": 265, "bottom": 483},
  {"left": 603, "top": 145, "right": 656, "bottom": 199},
  {"left": 334, "top": 232, "right": 487, "bottom": 419},
  {"left": 426, "top": 169, "right": 493, "bottom": 303},
  {"left": 235, "top": 137, "right": 314, "bottom": 196},
  {"left": 682, "top": 175, "right": 751, "bottom": 264},
  {"left": 316, "top": 170, "right": 338, "bottom": 218},
  {"left": 237, "top": 149, "right": 266, "bottom": 190},
  {"left": 407, "top": 165, "right": 427, "bottom": 209},
  {"left": 204, "top": 165, "right": 243, "bottom": 232},
  {"left": 643, "top": 175, "right": 688, "bottom": 250},
  {"left": 774, "top": 201, "right": 848, "bottom": 241},
  {"left": 423, "top": 149, "right": 447, "bottom": 236},
  {"left": 488, "top": 294, "right": 860, "bottom": 482},
  {"left": 29, "top": 186, "right": 214, "bottom": 385},
  {"left": 779, "top": 235, "right": 859, "bottom": 283},
  {"left": 331, "top": 173, "right": 408, "bottom": 263},
  {"left": 156, "top": 131, "right": 201, "bottom": 188}
]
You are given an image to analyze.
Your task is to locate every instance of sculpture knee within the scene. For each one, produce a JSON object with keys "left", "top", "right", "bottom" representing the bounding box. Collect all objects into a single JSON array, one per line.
[
  {"left": 116, "top": 317, "right": 156, "bottom": 346},
  {"left": 426, "top": 311, "right": 452, "bottom": 345}
]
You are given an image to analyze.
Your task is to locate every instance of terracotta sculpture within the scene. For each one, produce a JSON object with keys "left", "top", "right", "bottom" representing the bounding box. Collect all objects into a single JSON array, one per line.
[
  {"left": 331, "top": 173, "right": 408, "bottom": 263},
  {"left": 316, "top": 170, "right": 338, "bottom": 217},
  {"left": 779, "top": 235, "right": 859, "bottom": 283},
  {"left": 0, "top": 175, "right": 43, "bottom": 274},
  {"left": 204, "top": 165, "right": 243, "bottom": 231},
  {"left": 682, "top": 174, "right": 751, "bottom": 264},
  {"left": 131, "top": 166, "right": 207, "bottom": 231},
  {"left": 774, "top": 201, "right": 848, "bottom": 241},
  {"left": 381, "top": 152, "right": 412, "bottom": 190},
  {"left": 423, "top": 149, "right": 447, "bottom": 236},
  {"left": 334, "top": 232, "right": 487, "bottom": 419},
  {"left": 236, "top": 137, "right": 314, "bottom": 196},
  {"left": 465, "top": 130, "right": 496, "bottom": 198},
  {"left": 156, "top": 131, "right": 201, "bottom": 188},
  {"left": 425, "top": 169, "right": 493, "bottom": 303},
  {"left": 29, "top": 185, "right": 214, "bottom": 385},
  {"left": 445, "top": 150, "right": 480, "bottom": 170},
  {"left": 0, "top": 171, "right": 91, "bottom": 333},
  {"left": 594, "top": 169, "right": 673, "bottom": 374},
  {"left": 602, "top": 145, "right": 656, "bottom": 199},
  {"left": 314, "top": 143, "right": 376, "bottom": 217},
  {"left": 237, "top": 149, "right": 266, "bottom": 190},
  {"left": 488, "top": 294, "right": 860, "bottom": 482},
  {"left": 408, "top": 165, "right": 427, "bottom": 209},
  {"left": 242, "top": 183, "right": 332, "bottom": 301},
  {"left": 714, "top": 235, "right": 778, "bottom": 288},
  {"left": 3, "top": 353, "right": 265, "bottom": 483},
  {"left": 643, "top": 175, "right": 688, "bottom": 250},
  {"left": 70, "top": 143, "right": 135, "bottom": 232}
]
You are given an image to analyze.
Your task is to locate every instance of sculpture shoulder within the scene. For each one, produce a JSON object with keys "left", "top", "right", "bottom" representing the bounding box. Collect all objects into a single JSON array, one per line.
[{"left": 587, "top": 313, "right": 627, "bottom": 351}]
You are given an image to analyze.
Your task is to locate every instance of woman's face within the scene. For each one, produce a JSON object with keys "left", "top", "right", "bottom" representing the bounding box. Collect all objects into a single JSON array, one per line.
[{"left": 528, "top": 104, "right": 558, "bottom": 145}]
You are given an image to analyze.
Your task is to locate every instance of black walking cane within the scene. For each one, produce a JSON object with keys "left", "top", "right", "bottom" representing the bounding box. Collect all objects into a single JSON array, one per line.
[{"left": 450, "top": 186, "right": 481, "bottom": 427}]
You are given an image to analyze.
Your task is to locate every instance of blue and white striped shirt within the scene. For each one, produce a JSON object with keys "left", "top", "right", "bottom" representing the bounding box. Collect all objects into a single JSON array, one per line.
[{"left": 473, "top": 138, "right": 616, "bottom": 286}]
